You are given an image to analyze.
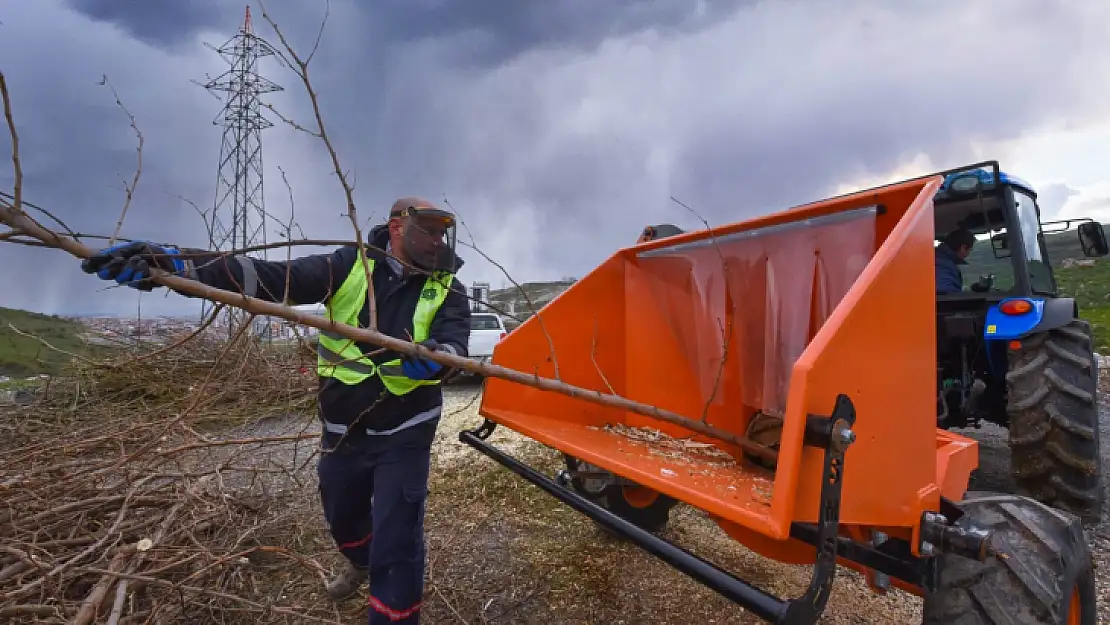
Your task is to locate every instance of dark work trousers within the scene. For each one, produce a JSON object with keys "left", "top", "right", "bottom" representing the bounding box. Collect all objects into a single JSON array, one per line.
[{"left": 317, "top": 419, "right": 437, "bottom": 625}]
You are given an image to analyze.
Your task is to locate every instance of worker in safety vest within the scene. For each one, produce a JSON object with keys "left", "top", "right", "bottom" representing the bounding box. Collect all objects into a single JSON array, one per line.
[{"left": 80, "top": 197, "right": 471, "bottom": 624}]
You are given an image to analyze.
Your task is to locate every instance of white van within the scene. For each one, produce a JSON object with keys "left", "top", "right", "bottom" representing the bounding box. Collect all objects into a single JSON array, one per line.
[{"left": 467, "top": 312, "right": 507, "bottom": 366}]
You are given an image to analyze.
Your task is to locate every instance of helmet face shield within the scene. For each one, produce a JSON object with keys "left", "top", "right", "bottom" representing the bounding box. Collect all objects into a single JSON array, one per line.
[{"left": 398, "top": 207, "right": 457, "bottom": 272}]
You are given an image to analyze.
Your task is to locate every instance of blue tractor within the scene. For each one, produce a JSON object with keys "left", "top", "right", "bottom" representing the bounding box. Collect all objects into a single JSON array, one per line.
[{"left": 932, "top": 161, "right": 1108, "bottom": 522}]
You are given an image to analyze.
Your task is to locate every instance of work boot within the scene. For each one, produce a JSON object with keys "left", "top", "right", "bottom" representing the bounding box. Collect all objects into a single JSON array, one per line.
[{"left": 325, "top": 560, "right": 367, "bottom": 602}]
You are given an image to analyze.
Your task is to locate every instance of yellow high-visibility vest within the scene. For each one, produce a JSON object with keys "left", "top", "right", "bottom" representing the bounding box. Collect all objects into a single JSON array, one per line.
[{"left": 316, "top": 257, "right": 452, "bottom": 395}]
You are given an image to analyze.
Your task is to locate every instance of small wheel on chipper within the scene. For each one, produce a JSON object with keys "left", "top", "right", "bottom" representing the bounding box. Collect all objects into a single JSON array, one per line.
[
  {"left": 562, "top": 454, "right": 678, "bottom": 534},
  {"left": 563, "top": 454, "right": 610, "bottom": 501},
  {"left": 601, "top": 482, "right": 678, "bottom": 534}
]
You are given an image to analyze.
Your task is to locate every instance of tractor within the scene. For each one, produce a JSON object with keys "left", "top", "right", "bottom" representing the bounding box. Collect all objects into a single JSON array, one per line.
[
  {"left": 460, "top": 166, "right": 1104, "bottom": 623},
  {"left": 929, "top": 161, "right": 1107, "bottom": 523}
]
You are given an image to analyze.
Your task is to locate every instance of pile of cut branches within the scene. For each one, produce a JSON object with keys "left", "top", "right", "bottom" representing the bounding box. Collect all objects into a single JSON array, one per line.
[
  {"left": 7, "top": 327, "right": 317, "bottom": 437},
  {"left": 0, "top": 334, "right": 344, "bottom": 624}
]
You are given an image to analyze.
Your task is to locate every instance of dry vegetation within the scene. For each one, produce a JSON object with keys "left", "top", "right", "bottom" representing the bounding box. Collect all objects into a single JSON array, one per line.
[
  {"left": 0, "top": 342, "right": 932, "bottom": 624},
  {"left": 0, "top": 336, "right": 328, "bottom": 624}
]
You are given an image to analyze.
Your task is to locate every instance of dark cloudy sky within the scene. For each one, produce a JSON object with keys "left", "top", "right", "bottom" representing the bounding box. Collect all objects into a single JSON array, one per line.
[{"left": 2, "top": 0, "right": 1109, "bottom": 317}]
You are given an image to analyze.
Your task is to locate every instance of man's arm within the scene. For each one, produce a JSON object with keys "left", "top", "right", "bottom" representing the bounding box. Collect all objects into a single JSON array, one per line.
[
  {"left": 182, "top": 246, "right": 355, "bottom": 305},
  {"left": 427, "top": 277, "right": 471, "bottom": 359},
  {"left": 935, "top": 262, "right": 962, "bottom": 294}
]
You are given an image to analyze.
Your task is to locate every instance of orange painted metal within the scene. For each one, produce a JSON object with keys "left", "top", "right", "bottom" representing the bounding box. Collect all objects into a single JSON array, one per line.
[{"left": 478, "top": 173, "right": 979, "bottom": 546}]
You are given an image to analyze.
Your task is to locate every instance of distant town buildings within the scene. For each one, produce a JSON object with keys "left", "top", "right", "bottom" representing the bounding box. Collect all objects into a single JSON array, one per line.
[{"left": 470, "top": 282, "right": 491, "bottom": 313}]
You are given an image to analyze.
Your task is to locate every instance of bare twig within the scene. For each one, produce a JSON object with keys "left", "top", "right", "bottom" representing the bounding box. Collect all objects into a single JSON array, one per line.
[
  {"left": 0, "top": 190, "right": 79, "bottom": 238},
  {"left": 442, "top": 195, "right": 561, "bottom": 378},
  {"left": 590, "top": 315, "right": 616, "bottom": 395},
  {"left": 277, "top": 166, "right": 297, "bottom": 305},
  {"left": 99, "top": 75, "right": 144, "bottom": 246},
  {"left": 257, "top": 0, "right": 378, "bottom": 330},
  {"left": 1, "top": 319, "right": 98, "bottom": 365},
  {"left": 669, "top": 196, "right": 734, "bottom": 423},
  {"left": 0, "top": 72, "right": 21, "bottom": 214}
]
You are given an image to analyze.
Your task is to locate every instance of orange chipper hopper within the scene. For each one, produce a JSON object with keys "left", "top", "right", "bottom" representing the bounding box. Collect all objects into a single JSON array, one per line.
[{"left": 459, "top": 174, "right": 998, "bottom": 623}]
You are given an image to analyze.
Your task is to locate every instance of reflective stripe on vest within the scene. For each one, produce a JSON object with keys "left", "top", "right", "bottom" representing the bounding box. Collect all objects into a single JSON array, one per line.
[{"left": 316, "top": 257, "right": 452, "bottom": 395}]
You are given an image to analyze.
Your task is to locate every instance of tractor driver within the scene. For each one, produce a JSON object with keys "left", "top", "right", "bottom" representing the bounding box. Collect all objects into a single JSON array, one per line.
[
  {"left": 637, "top": 223, "right": 685, "bottom": 243},
  {"left": 934, "top": 228, "right": 976, "bottom": 294}
]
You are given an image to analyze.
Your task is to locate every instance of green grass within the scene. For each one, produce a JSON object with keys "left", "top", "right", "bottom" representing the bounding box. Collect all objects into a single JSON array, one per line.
[
  {"left": 0, "top": 307, "right": 95, "bottom": 378},
  {"left": 1053, "top": 261, "right": 1110, "bottom": 352}
]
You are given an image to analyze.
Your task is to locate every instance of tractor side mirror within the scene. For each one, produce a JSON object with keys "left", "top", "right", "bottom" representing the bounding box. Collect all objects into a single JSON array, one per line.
[
  {"left": 990, "top": 232, "right": 1008, "bottom": 250},
  {"left": 1077, "top": 221, "right": 1109, "bottom": 257}
]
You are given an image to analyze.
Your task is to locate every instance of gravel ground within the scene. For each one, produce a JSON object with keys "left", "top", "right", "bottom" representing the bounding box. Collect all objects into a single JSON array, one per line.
[{"left": 218, "top": 375, "right": 1110, "bottom": 624}]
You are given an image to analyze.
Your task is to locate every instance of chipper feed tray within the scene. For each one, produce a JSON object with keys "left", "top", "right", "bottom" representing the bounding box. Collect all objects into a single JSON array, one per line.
[{"left": 459, "top": 173, "right": 1095, "bottom": 624}]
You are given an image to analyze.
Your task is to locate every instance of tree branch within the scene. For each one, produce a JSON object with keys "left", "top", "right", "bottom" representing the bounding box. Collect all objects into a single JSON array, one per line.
[
  {"left": 670, "top": 195, "right": 734, "bottom": 424},
  {"left": 0, "top": 71, "right": 22, "bottom": 215},
  {"left": 257, "top": 0, "right": 378, "bottom": 330},
  {"left": 0, "top": 62, "right": 777, "bottom": 465}
]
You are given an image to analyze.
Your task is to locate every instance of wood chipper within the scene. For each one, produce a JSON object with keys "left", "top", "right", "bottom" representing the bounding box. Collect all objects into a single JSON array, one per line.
[{"left": 459, "top": 166, "right": 1101, "bottom": 624}]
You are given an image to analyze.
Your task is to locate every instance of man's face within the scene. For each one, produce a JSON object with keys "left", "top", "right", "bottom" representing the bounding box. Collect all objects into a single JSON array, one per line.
[
  {"left": 407, "top": 215, "right": 447, "bottom": 253},
  {"left": 391, "top": 208, "right": 456, "bottom": 271},
  {"left": 957, "top": 243, "right": 973, "bottom": 260}
]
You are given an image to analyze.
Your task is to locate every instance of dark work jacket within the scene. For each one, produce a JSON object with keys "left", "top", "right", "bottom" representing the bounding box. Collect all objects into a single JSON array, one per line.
[
  {"left": 176, "top": 225, "right": 471, "bottom": 437},
  {"left": 934, "top": 244, "right": 966, "bottom": 294}
]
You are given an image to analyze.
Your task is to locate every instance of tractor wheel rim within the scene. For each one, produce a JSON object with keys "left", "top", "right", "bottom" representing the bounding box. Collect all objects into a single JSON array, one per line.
[{"left": 621, "top": 485, "right": 659, "bottom": 508}]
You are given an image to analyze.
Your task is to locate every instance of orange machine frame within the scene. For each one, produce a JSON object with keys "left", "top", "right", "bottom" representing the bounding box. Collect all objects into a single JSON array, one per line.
[{"left": 477, "top": 174, "right": 979, "bottom": 594}]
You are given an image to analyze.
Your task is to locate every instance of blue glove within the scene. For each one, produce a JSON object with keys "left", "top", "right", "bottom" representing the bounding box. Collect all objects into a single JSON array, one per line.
[
  {"left": 401, "top": 339, "right": 446, "bottom": 380},
  {"left": 80, "top": 240, "right": 186, "bottom": 291}
]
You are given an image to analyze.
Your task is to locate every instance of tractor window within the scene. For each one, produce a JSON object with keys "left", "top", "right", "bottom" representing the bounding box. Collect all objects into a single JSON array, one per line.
[
  {"left": 934, "top": 197, "right": 1015, "bottom": 294},
  {"left": 1013, "top": 189, "right": 1054, "bottom": 293},
  {"left": 955, "top": 231, "right": 1016, "bottom": 293}
]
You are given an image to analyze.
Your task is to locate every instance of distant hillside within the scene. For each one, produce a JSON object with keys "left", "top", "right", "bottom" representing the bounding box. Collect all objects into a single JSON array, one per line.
[
  {"left": 487, "top": 280, "right": 576, "bottom": 328},
  {"left": 0, "top": 307, "right": 90, "bottom": 377},
  {"left": 963, "top": 222, "right": 1110, "bottom": 282}
]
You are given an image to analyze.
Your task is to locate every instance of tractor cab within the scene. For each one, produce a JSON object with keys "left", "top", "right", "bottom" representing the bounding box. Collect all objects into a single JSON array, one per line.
[
  {"left": 932, "top": 162, "right": 1108, "bottom": 305},
  {"left": 931, "top": 162, "right": 1107, "bottom": 492}
]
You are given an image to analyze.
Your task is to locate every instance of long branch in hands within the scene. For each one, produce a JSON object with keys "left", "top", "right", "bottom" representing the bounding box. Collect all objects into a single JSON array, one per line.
[
  {"left": 0, "top": 69, "right": 773, "bottom": 461},
  {"left": 0, "top": 198, "right": 774, "bottom": 461}
]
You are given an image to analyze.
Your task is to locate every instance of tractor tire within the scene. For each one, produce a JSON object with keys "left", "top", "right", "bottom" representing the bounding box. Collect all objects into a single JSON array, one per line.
[
  {"left": 1005, "top": 319, "right": 1104, "bottom": 523},
  {"left": 562, "top": 454, "right": 678, "bottom": 534},
  {"left": 922, "top": 492, "right": 1097, "bottom": 624}
]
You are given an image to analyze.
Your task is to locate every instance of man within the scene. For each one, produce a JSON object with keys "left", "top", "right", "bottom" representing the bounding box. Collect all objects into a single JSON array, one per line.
[
  {"left": 80, "top": 197, "right": 471, "bottom": 624},
  {"left": 637, "top": 223, "right": 685, "bottom": 244},
  {"left": 935, "top": 228, "right": 976, "bottom": 294}
]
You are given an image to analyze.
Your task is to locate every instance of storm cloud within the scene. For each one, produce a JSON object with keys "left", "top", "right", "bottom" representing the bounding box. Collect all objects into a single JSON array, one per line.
[{"left": 2, "top": 0, "right": 1109, "bottom": 316}]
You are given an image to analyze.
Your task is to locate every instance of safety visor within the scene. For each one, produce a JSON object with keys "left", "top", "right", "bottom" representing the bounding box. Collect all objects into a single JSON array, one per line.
[{"left": 397, "top": 206, "right": 458, "bottom": 270}]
